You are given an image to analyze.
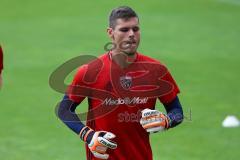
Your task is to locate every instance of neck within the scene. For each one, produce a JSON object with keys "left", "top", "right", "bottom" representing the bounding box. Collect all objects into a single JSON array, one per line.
[{"left": 111, "top": 50, "right": 137, "bottom": 68}]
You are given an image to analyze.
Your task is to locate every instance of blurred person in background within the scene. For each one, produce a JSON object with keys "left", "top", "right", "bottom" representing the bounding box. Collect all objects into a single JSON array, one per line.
[{"left": 0, "top": 45, "right": 3, "bottom": 89}]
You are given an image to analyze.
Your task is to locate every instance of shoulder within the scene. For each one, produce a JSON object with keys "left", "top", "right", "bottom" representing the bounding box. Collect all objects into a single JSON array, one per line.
[
  {"left": 136, "top": 52, "right": 169, "bottom": 75},
  {"left": 74, "top": 53, "right": 108, "bottom": 82},
  {"left": 76, "top": 53, "right": 108, "bottom": 71},
  {"left": 85, "top": 53, "right": 108, "bottom": 69},
  {"left": 136, "top": 52, "right": 167, "bottom": 69},
  {"left": 137, "top": 52, "right": 163, "bottom": 64}
]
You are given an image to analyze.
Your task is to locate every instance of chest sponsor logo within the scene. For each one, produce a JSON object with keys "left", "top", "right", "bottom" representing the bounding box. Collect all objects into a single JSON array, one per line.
[{"left": 103, "top": 97, "right": 148, "bottom": 106}]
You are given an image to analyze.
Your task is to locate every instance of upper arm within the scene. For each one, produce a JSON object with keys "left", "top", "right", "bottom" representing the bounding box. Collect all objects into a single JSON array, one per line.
[
  {"left": 158, "top": 69, "right": 180, "bottom": 104},
  {"left": 66, "top": 65, "right": 88, "bottom": 103}
]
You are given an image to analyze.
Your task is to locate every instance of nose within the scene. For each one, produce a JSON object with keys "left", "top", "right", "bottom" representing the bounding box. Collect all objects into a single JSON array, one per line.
[{"left": 129, "top": 29, "right": 134, "bottom": 37}]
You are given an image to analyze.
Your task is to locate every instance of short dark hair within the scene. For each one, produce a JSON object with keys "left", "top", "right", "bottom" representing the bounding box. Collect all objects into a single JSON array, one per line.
[{"left": 109, "top": 6, "right": 138, "bottom": 29}]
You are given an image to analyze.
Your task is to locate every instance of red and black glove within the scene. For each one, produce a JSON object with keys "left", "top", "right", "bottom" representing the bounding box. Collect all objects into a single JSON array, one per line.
[{"left": 80, "top": 126, "right": 117, "bottom": 159}]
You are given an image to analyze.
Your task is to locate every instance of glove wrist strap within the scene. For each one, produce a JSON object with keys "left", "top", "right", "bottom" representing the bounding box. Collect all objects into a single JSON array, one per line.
[
  {"left": 165, "top": 115, "right": 171, "bottom": 129},
  {"left": 79, "top": 126, "right": 94, "bottom": 143}
]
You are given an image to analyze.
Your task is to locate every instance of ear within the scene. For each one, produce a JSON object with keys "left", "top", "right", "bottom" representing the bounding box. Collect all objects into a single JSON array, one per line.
[{"left": 107, "top": 27, "right": 114, "bottom": 40}]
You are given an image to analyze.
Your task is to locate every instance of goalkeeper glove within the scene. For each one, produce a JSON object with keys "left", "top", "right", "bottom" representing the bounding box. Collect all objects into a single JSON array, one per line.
[
  {"left": 140, "top": 108, "right": 170, "bottom": 133},
  {"left": 79, "top": 126, "right": 117, "bottom": 159}
]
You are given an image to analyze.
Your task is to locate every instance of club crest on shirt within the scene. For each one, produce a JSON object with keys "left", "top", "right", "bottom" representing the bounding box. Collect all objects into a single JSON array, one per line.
[{"left": 120, "top": 76, "right": 132, "bottom": 90}]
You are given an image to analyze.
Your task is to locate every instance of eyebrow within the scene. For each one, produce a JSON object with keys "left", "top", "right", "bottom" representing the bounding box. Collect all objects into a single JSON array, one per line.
[{"left": 119, "top": 26, "right": 140, "bottom": 32}]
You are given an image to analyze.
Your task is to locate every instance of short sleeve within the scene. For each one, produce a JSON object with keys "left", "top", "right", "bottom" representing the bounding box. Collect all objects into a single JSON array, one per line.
[
  {"left": 158, "top": 70, "right": 180, "bottom": 104},
  {"left": 67, "top": 65, "right": 88, "bottom": 103}
]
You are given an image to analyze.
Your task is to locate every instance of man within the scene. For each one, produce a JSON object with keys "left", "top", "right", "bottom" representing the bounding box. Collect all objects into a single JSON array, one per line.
[
  {"left": 57, "top": 6, "right": 183, "bottom": 160},
  {"left": 0, "top": 45, "right": 3, "bottom": 89}
]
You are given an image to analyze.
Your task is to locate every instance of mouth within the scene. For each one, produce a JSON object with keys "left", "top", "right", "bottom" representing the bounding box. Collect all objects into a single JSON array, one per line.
[
  {"left": 126, "top": 40, "right": 136, "bottom": 45},
  {"left": 124, "top": 40, "right": 137, "bottom": 48}
]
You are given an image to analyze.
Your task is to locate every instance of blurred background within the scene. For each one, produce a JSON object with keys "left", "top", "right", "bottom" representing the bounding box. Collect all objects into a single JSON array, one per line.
[{"left": 0, "top": 0, "right": 239, "bottom": 159}]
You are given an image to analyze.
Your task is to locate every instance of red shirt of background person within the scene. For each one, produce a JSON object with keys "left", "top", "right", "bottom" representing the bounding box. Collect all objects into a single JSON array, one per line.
[{"left": 0, "top": 45, "right": 3, "bottom": 88}]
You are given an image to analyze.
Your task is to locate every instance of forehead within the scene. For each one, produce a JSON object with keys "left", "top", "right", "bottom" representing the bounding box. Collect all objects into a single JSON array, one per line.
[{"left": 114, "top": 17, "right": 139, "bottom": 29}]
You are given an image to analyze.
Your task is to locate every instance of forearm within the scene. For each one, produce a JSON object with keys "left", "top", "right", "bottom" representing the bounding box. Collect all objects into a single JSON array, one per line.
[
  {"left": 57, "top": 95, "right": 94, "bottom": 143},
  {"left": 58, "top": 95, "right": 118, "bottom": 159},
  {"left": 163, "top": 96, "right": 184, "bottom": 128}
]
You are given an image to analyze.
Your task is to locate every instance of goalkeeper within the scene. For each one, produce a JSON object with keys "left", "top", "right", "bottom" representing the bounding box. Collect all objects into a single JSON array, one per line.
[{"left": 57, "top": 6, "right": 183, "bottom": 160}]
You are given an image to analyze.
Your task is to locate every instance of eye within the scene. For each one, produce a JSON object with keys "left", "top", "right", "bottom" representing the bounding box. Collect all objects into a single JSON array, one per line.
[
  {"left": 119, "top": 28, "right": 129, "bottom": 32},
  {"left": 132, "top": 27, "right": 139, "bottom": 32}
]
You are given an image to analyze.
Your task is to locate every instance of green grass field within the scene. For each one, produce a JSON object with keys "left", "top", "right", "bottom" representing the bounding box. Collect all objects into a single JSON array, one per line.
[{"left": 0, "top": 0, "right": 240, "bottom": 159}]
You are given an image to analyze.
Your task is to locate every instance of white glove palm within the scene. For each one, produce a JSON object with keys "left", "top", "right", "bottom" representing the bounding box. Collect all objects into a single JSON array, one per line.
[
  {"left": 140, "top": 108, "right": 170, "bottom": 133},
  {"left": 88, "top": 131, "right": 117, "bottom": 159}
]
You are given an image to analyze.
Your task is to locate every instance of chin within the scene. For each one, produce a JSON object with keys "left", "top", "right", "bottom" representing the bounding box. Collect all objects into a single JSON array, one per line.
[
  {"left": 123, "top": 51, "right": 136, "bottom": 56},
  {"left": 123, "top": 49, "right": 137, "bottom": 56}
]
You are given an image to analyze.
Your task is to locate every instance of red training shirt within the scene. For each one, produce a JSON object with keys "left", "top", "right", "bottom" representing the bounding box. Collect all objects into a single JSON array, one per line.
[
  {"left": 67, "top": 52, "right": 180, "bottom": 160},
  {"left": 0, "top": 46, "right": 3, "bottom": 74}
]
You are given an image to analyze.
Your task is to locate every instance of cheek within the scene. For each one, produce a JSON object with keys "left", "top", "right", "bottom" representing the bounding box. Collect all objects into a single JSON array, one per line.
[
  {"left": 135, "top": 32, "right": 140, "bottom": 38},
  {"left": 114, "top": 33, "right": 125, "bottom": 42}
]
